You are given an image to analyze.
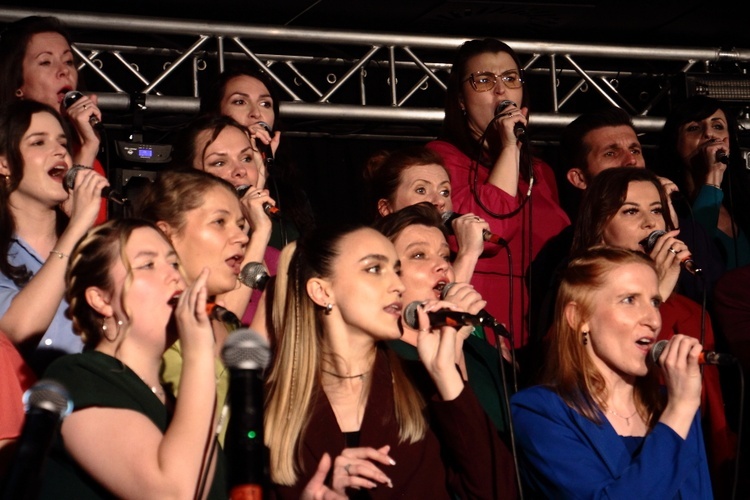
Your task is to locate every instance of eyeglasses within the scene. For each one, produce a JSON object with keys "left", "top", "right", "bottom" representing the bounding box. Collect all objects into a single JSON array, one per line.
[{"left": 463, "top": 70, "right": 524, "bottom": 92}]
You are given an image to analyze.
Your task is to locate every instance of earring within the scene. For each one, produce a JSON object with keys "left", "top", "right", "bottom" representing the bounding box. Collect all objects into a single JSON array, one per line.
[
  {"left": 461, "top": 107, "right": 467, "bottom": 116},
  {"left": 14, "top": 89, "right": 22, "bottom": 98},
  {"left": 325, "top": 303, "right": 333, "bottom": 315},
  {"left": 582, "top": 330, "right": 589, "bottom": 346}
]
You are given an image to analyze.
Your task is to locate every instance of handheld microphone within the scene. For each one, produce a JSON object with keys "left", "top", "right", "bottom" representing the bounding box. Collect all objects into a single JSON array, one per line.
[
  {"left": 64, "top": 165, "right": 126, "bottom": 205},
  {"left": 649, "top": 339, "right": 737, "bottom": 366},
  {"left": 716, "top": 150, "right": 729, "bottom": 165},
  {"left": 639, "top": 230, "right": 702, "bottom": 275},
  {"left": 221, "top": 329, "right": 272, "bottom": 500},
  {"left": 0, "top": 380, "right": 73, "bottom": 500},
  {"left": 403, "top": 300, "right": 503, "bottom": 332},
  {"left": 494, "top": 99, "right": 526, "bottom": 141},
  {"left": 235, "top": 185, "right": 280, "bottom": 219},
  {"left": 238, "top": 262, "right": 270, "bottom": 291},
  {"left": 62, "top": 90, "right": 103, "bottom": 131},
  {"left": 206, "top": 302, "right": 242, "bottom": 332},
  {"left": 256, "top": 121, "right": 275, "bottom": 171},
  {"left": 441, "top": 211, "right": 508, "bottom": 246},
  {"left": 439, "top": 282, "right": 508, "bottom": 334}
]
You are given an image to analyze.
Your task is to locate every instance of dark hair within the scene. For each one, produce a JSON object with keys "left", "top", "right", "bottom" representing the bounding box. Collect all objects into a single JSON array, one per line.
[
  {"left": 441, "top": 38, "right": 531, "bottom": 173},
  {"left": 656, "top": 95, "right": 750, "bottom": 246},
  {"left": 200, "top": 64, "right": 281, "bottom": 126},
  {"left": 65, "top": 218, "right": 170, "bottom": 350},
  {"left": 571, "top": 166, "right": 673, "bottom": 255},
  {"left": 0, "top": 100, "right": 71, "bottom": 286},
  {"left": 363, "top": 146, "right": 449, "bottom": 221},
  {"left": 0, "top": 16, "right": 75, "bottom": 107},
  {"left": 559, "top": 107, "right": 637, "bottom": 175},
  {"left": 371, "top": 201, "right": 448, "bottom": 242},
  {"left": 134, "top": 168, "right": 238, "bottom": 233},
  {"left": 170, "top": 113, "right": 251, "bottom": 170}
]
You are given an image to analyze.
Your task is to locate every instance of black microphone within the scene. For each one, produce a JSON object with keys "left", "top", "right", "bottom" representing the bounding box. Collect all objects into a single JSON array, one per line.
[
  {"left": 62, "top": 90, "right": 103, "bottom": 131},
  {"left": 64, "top": 165, "right": 126, "bottom": 205},
  {"left": 650, "top": 339, "right": 737, "bottom": 366},
  {"left": 403, "top": 300, "right": 500, "bottom": 331},
  {"left": 235, "top": 184, "right": 280, "bottom": 219},
  {"left": 238, "top": 262, "right": 270, "bottom": 291},
  {"left": 494, "top": 99, "right": 526, "bottom": 141},
  {"left": 221, "top": 329, "right": 272, "bottom": 500},
  {"left": 441, "top": 211, "right": 508, "bottom": 246},
  {"left": 0, "top": 380, "right": 72, "bottom": 500},
  {"left": 439, "top": 282, "right": 506, "bottom": 330},
  {"left": 256, "top": 121, "right": 274, "bottom": 171},
  {"left": 716, "top": 150, "right": 729, "bottom": 165},
  {"left": 207, "top": 302, "right": 242, "bottom": 331},
  {"left": 638, "top": 229, "right": 702, "bottom": 275}
]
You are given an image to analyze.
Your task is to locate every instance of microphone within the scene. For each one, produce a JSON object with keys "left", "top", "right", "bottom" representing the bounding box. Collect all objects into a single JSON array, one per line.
[
  {"left": 235, "top": 185, "right": 280, "bottom": 219},
  {"left": 238, "top": 262, "right": 270, "bottom": 291},
  {"left": 0, "top": 380, "right": 73, "bottom": 500},
  {"left": 403, "top": 300, "right": 498, "bottom": 331},
  {"left": 62, "top": 90, "right": 103, "bottom": 131},
  {"left": 221, "top": 329, "right": 272, "bottom": 500},
  {"left": 639, "top": 230, "right": 702, "bottom": 275},
  {"left": 494, "top": 99, "right": 526, "bottom": 141},
  {"left": 170, "top": 293, "right": 242, "bottom": 331},
  {"left": 441, "top": 211, "right": 508, "bottom": 246},
  {"left": 64, "top": 165, "right": 126, "bottom": 205},
  {"left": 206, "top": 302, "right": 242, "bottom": 332},
  {"left": 716, "top": 150, "right": 729, "bottom": 165},
  {"left": 650, "top": 339, "right": 737, "bottom": 366},
  {"left": 256, "top": 121, "right": 275, "bottom": 171},
  {"left": 439, "top": 282, "right": 510, "bottom": 337}
]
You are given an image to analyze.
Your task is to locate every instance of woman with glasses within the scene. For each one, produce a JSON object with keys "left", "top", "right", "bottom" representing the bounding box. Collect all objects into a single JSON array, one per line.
[{"left": 427, "top": 38, "right": 570, "bottom": 355}]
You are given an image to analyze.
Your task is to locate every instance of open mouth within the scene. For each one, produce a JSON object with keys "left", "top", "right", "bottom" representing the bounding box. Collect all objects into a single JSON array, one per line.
[
  {"left": 226, "top": 254, "right": 243, "bottom": 274},
  {"left": 48, "top": 164, "right": 67, "bottom": 179},
  {"left": 57, "top": 86, "right": 73, "bottom": 104},
  {"left": 167, "top": 291, "right": 183, "bottom": 307}
]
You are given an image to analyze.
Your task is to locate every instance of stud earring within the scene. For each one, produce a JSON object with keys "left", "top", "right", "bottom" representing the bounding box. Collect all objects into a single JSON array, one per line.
[
  {"left": 325, "top": 303, "right": 333, "bottom": 315},
  {"left": 582, "top": 330, "right": 589, "bottom": 345}
]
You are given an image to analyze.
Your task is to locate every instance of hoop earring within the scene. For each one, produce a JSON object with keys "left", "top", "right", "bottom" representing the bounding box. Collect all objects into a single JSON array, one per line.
[
  {"left": 14, "top": 89, "right": 22, "bottom": 98},
  {"left": 325, "top": 303, "right": 333, "bottom": 315}
]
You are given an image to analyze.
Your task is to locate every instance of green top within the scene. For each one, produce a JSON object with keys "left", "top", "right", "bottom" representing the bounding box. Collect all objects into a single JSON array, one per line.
[{"left": 40, "top": 350, "right": 227, "bottom": 499}]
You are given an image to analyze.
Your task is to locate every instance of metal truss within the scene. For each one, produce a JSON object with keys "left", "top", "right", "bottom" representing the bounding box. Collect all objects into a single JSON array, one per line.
[{"left": 3, "top": 6, "right": 750, "bottom": 138}]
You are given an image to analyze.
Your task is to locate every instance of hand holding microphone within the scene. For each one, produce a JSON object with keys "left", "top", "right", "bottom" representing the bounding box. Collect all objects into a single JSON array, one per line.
[
  {"left": 494, "top": 99, "right": 527, "bottom": 142},
  {"left": 441, "top": 211, "right": 507, "bottom": 246},
  {"left": 236, "top": 185, "right": 280, "bottom": 219},
  {"left": 252, "top": 121, "right": 275, "bottom": 171},
  {"left": 64, "top": 165, "right": 126, "bottom": 205},
  {"left": 639, "top": 229, "right": 701, "bottom": 276},
  {"left": 62, "top": 90, "right": 103, "bottom": 132}
]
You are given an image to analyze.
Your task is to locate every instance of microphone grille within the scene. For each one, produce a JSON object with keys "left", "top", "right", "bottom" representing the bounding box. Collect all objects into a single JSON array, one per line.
[
  {"left": 495, "top": 99, "right": 516, "bottom": 115},
  {"left": 440, "top": 282, "right": 457, "bottom": 300},
  {"left": 236, "top": 185, "right": 251, "bottom": 198},
  {"left": 221, "top": 328, "right": 271, "bottom": 371},
  {"left": 640, "top": 230, "right": 666, "bottom": 253},
  {"left": 23, "top": 379, "right": 73, "bottom": 418},
  {"left": 62, "top": 90, "right": 84, "bottom": 109},
  {"left": 257, "top": 121, "right": 272, "bottom": 134},
  {"left": 63, "top": 165, "right": 82, "bottom": 192},
  {"left": 650, "top": 339, "right": 668, "bottom": 365},
  {"left": 238, "top": 262, "right": 270, "bottom": 290},
  {"left": 402, "top": 301, "right": 421, "bottom": 330}
]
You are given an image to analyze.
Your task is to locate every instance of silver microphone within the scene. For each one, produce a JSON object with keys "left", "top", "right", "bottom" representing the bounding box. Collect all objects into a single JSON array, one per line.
[
  {"left": 62, "top": 90, "right": 102, "bottom": 130},
  {"left": 238, "top": 262, "right": 270, "bottom": 290}
]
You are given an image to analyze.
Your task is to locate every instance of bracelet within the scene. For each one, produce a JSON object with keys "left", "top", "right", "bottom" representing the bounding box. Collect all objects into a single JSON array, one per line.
[
  {"left": 72, "top": 164, "right": 93, "bottom": 170},
  {"left": 49, "top": 250, "right": 69, "bottom": 260},
  {"left": 705, "top": 183, "right": 722, "bottom": 190}
]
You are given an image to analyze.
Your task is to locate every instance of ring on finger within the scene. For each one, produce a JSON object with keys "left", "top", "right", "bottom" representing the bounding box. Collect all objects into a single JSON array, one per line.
[
  {"left": 474, "top": 216, "right": 480, "bottom": 221},
  {"left": 83, "top": 104, "right": 90, "bottom": 110},
  {"left": 668, "top": 246, "right": 678, "bottom": 255},
  {"left": 344, "top": 464, "right": 352, "bottom": 476}
]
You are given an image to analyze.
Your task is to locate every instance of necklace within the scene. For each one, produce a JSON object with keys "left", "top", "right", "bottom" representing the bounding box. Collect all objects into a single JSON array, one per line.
[
  {"left": 321, "top": 368, "right": 369, "bottom": 381},
  {"left": 606, "top": 407, "right": 639, "bottom": 425}
]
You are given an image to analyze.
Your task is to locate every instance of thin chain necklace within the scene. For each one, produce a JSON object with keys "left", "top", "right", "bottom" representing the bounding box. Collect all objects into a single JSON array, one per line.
[
  {"left": 321, "top": 368, "right": 369, "bottom": 381},
  {"left": 606, "top": 407, "right": 639, "bottom": 425}
]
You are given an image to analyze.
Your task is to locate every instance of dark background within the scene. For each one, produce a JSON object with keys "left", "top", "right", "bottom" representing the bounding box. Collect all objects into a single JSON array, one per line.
[{"left": 1, "top": 2, "right": 747, "bottom": 224}]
